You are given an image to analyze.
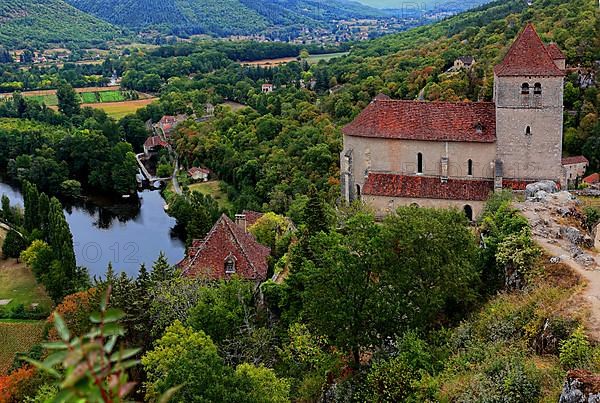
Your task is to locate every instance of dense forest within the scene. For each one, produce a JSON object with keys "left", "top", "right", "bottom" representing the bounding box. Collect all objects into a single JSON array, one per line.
[
  {"left": 64, "top": 0, "right": 389, "bottom": 37},
  {"left": 0, "top": 0, "right": 599, "bottom": 401},
  {"left": 0, "top": 0, "right": 121, "bottom": 50}
]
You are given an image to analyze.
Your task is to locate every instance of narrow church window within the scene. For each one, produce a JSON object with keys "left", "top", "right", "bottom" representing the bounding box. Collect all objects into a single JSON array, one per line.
[
  {"left": 468, "top": 159, "right": 473, "bottom": 176},
  {"left": 533, "top": 83, "right": 542, "bottom": 95},
  {"left": 417, "top": 153, "right": 423, "bottom": 174},
  {"left": 525, "top": 126, "right": 532, "bottom": 136},
  {"left": 356, "top": 184, "right": 361, "bottom": 198},
  {"left": 521, "top": 83, "right": 530, "bottom": 94}
]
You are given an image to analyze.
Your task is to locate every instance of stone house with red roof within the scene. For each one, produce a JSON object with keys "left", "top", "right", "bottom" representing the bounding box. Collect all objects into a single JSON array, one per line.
[
  {"left": 562, "top": 156, "right": 589, "bottom": 188},
  {"left": 341, "top": 24, "right": 567, "bottom": 220},
  {"left": 178, "top": 214, "right": 271, "bottom": 282}
]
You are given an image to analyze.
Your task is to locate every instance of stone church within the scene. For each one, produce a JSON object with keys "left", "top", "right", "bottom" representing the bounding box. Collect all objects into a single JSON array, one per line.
[{"left": 341, "top": 24, "right": 567, "bottom": 219}]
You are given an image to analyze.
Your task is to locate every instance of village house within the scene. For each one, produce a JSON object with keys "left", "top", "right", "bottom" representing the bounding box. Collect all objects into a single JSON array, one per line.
[
  {"left": 562, "top": 156, "right": 589, "bottom": 188},
  {"left": 262, "top": 83, "right": 274, "bottom": 93},
  {"left": 188, "top": 167, "right": 210, "bottom": 182},
  {"left": 583, "top": 173, "right": 600, "bottom": 187},
  {"left": 156, "top": 114, "right": 187, "bottom": 137},
  {"left": 453, "top": 56, "right": 475, "bottom": 70},
  {"left": 143, "top": 136, "right": 169, "bottom": 156},
  {"left": 341, "top": 24, "right": 567, "bottom": 220},
  {"left": 178, "top": 214, "right": 271, "bottom": 282}
]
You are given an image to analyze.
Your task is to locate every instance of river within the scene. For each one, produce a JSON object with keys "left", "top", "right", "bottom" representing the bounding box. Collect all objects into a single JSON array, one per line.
[{"left": 0, "top": 181, "right": 185, "bottom": 278}]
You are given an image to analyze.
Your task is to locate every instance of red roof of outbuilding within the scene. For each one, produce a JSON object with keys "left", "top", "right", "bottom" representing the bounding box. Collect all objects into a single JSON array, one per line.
[
  {"left": 179, "top": 214, "right": 270, "bottom": 281},
  {"left": 583, "top": 173, "right": 600, "bottom": 184},
  {"left": 546, "top": 43, "right": 566, "bottom": 60},
  {"left": 362, "top": 174, "right": 494, "bottom": 201},
  {"left": 562, "top": 156, "right": 589, "bottom": 165},
  {"left": 494, "top": 24, "right": 564, "bottom": 77},
  {"left": 242, "top": 210, "right": 264, "bottom": 227},
  {"left": 144, "top": 136, "right": 168, "bottom": 149},
  {"left": 342, "top": 99, "right": 496, "bottom": 143}
]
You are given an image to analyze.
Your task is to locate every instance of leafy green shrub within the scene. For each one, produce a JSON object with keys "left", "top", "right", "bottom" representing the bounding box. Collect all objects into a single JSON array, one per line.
[
  {"left": 584, "top": 206, "right": 600, "bottom": 231},
  {"left": 559, "top": 327, "right": 594, "bottom": 369}
]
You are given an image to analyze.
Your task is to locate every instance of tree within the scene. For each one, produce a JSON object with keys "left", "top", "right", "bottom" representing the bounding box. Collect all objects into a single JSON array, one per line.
[
  {"left": 142, "top": 321, "right": 234, "bottom": 402},
  {"left": 304, "top": 186, "right": 329, "bottom": 234},
  {"left": 187, "top": 279, "right": 255, "bottom": 345},
  {"left": 2, "top": 230, "right": 27, "bottom": 259},
  {"left": 234, "top": 363, "right": 290, "bottom": 403},
  {"left": 301, "top": 208, "right": 479, "bottom": 366},
  {"left": 56, "top": 83, "right": 81, "bottom": 117},
  {"left": 23, "top": 181, "right": 40, "bottom": 233}
]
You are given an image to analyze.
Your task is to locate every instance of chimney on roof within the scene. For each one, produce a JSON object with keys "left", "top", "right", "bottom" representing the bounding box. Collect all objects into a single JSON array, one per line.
[{"left": 235, "top": 214, "right": 247, "bottom": 232}]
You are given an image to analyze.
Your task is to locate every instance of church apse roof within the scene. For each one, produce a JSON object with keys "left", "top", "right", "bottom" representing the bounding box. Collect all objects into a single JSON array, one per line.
[{"left": 342, "top": 98, "right": 496, "bottom": 143}]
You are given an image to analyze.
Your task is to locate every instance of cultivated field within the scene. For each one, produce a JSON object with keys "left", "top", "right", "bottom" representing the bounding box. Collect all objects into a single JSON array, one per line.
[
  {"left": 0, "top": 320, "right": 45, "bottom": 375},
  {"left": 240, "top": 52, "right": 349, "bottom": 68},
  {"left": 81, "top": 98, "right": 157, "bottom": 119}
]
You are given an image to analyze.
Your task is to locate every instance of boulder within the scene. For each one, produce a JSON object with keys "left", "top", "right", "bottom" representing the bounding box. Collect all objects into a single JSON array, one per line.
[
  {"left": 526, "top": 180, "right": 559, "bottom": 198},
  {"left": 561, "top": 227, "right": 594, "bottom": 248},
  {"left": 560, "top": 370, "right": 600, "bottom": 403}
]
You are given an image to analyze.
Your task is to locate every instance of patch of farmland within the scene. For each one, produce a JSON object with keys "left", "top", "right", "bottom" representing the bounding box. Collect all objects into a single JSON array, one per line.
[{"left": 0, "top": 321, "right": 45, "bottom": 375}]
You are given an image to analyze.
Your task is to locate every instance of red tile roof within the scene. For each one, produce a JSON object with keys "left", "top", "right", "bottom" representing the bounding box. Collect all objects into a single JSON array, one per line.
[
  {"left": 583, "top": 173, "right": 600, "bottom": 184},
  {"left": 179, "top": 214, "right": 270, "bottom": 281},
  {"left": 242, "top": 210, "right": 264, "bottom": 227},
  {"left": 562, "top": 156, "right": 589, "bottom": 165},
  {"left": 188, "top": 167, "right": 210, "bottom": 176},
  {"left": 546, "top": 43, "right": 566, "bottom": 60},
  {"left": 362, "top": 174, "right": 493, "bottom": 201},
  {"left": 494, "top": 24, "right": 564, "bottom": 77},
  {"left": 144, "top": 136, "right": 168, "bottom": 149},
  {"left": 342, "top": 99, "right": 496, "bottom": 143}
]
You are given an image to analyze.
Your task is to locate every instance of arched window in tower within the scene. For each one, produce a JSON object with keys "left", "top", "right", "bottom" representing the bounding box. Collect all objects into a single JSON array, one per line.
[
  {"left": 356, "top": 184, "right": 361, "bottom": 199},
  {"left": 417, "top": 153, "right": 423, "bottom": 174},
  {"left": 525, "top": 126, "right": 532, "bottom": 136},
  {"left": 467, "top": 159, "right": 473, "bottom": 176},
  {"left": 533, "top": 83, "right": 542, "bottom": 107},
  {"left": 521, "top": 83, "right": 530, "bottom": 107}
]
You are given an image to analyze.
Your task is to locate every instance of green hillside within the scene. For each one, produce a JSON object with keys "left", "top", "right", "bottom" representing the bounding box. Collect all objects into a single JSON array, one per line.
[
  {"left": 0, "top": 0, "right": 121, "bottom": 49},
  {"left": 63, "top": 0, "right": 388, "bottom": 37}
]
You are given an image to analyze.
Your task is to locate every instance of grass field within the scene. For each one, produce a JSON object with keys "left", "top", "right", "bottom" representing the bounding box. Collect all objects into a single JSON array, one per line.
[
  {"left": 81, "top": 98, "right": 157, "bottom": 119},
  {"left": 0, "top": 321, "right": 45, "bottom": 374},
  {"left": 187, "top": 181, "right": 232, "bottom": 210},
  {"left": 0, "top": 259, "right": 53, "bottom": 314},
  {"left": 0, "top": 228, "right": 52, "bottom": 314},
  {"left": 580, "top": 196, "right": 600, "bottom": 208},
  {"left": 241, "top": 52, "right": 349, "bottom": 68}
]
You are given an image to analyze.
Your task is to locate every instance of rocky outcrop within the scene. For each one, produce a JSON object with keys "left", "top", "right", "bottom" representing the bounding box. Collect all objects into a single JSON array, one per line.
[
  {"left": 560, "top": 370, "right": 600, "bottom": 403},
  {"left": 525, "top": 180, "right": 559, "bottom": 199}
]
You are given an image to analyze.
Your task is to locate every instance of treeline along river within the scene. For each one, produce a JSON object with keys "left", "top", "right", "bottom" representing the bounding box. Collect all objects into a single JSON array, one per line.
[{"left": 0, "top": 180, "right": 185, "bottom": 278}]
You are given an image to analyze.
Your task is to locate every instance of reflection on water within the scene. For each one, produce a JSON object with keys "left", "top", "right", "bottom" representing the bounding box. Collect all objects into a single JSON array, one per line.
[{"left": 0, "top": 181, "right": 185, "bottom": 278}]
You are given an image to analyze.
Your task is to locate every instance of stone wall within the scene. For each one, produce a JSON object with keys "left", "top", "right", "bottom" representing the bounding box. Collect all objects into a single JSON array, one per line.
[
  {"left": 363, "top": 194, "right": 485, "bottom": 219},
  {"left": 342, "top": 135, "right": 497, "bottom": 191}
]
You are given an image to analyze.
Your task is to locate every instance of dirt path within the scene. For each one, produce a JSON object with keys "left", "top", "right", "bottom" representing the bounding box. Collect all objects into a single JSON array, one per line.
[{"left": 516, "top": 194, "right": 600, "bottom": 340}]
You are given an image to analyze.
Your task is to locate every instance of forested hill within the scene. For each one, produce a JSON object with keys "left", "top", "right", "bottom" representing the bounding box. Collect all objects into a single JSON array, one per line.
[
  {"left": 0, "top": 0, "right": 121, "bottom": 49},
  {"left": 63, "top": 0, "right": 390, "bottom": 37}
]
